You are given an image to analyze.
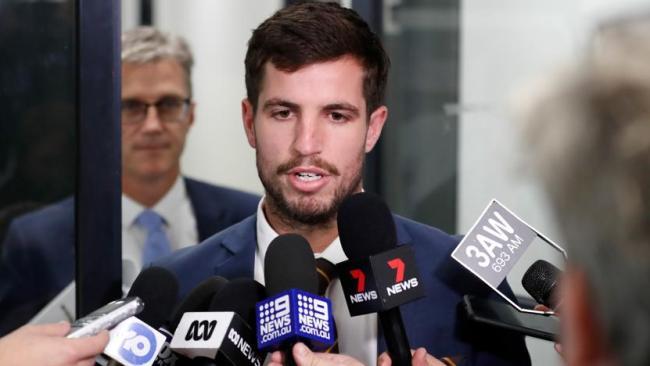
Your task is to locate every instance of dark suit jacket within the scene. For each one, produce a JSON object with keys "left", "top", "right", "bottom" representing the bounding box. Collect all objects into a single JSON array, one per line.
[
  {"left": 0, "top": 177, "right": 259, "bottom": 335},
  {"left": 157, "top": 214, "right": 531, "bottom": 365}
]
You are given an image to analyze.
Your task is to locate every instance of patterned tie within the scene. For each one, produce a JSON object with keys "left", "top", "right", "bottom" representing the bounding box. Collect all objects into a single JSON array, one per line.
[
  {"left": 136, "top": 209, "right": 172, "bottom": 266},
  {"left": 316, "top": 258, "right": 339, "bottom": 353}
]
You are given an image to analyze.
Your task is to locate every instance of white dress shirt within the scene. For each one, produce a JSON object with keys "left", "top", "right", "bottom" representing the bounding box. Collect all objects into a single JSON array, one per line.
[
  {"left": 252, "top": 198, "right": 378, "bottom": 365},
  {"left": 122, "top": 176, "right": 198, "bottom": 275}
]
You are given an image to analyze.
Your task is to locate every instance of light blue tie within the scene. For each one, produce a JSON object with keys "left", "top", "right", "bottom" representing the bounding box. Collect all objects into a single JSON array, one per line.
[{"left": 136, "top": 209, "right": 172, "bottom": 266}]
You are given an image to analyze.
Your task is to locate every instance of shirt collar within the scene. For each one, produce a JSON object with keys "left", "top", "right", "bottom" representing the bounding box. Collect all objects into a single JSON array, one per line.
[
  {"left": 255, "top": 196, "right": 349, "bottom": 266},
  {"left": 122, "top": 175, "right": 186, "bottom": 227}
]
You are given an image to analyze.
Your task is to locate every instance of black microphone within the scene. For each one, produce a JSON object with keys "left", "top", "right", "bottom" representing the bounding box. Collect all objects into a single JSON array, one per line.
[
  {"left": 102, "top": 266, "right": 179, "bottom": 366},
  {"left": 337, "top": 192, "right": 424, "bottom": 366},
  {"left": 156, "top": 275, "right": 229, "bottom": 366},
  {"left": 170, "top": 278, "right": 266, "bottom": 366},
  {"left": 257, "top": 234, "right": 336, "bottom": 366},
  {"left": 522, "top": 259, "right": 561, "bottom": 309},
  {"left": 127, "top": 266, "right": 179, "bottom": 329}
]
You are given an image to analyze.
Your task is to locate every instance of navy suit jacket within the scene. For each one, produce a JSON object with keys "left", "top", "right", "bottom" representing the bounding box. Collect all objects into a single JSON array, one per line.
[
  {"left": 158, "top": 214, "right": 531, "bottom": 365},
  {"left": 0, "top": 177, "right": 259, "bottom": 335}
]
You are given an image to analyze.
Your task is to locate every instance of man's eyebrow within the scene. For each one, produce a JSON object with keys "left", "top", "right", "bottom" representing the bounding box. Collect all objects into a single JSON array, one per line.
[
  {"left": 323, "top": 103, "right": 360, "bottom": 116},
  {"left": 262, "top": 98, "right": 300, "bottom": 111}
]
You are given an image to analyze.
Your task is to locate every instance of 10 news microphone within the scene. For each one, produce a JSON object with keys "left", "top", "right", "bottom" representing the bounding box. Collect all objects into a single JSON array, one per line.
[{"left": 67, "top": 192, "right": 560, "bottom": 366}]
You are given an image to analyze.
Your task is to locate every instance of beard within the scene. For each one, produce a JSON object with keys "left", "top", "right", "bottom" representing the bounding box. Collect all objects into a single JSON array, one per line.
[{"left": 258, "top": 153, "right": 364, "bottom": 227}]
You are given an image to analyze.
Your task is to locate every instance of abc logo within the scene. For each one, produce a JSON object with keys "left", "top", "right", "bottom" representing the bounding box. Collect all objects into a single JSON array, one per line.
[{"left": 118, "top": 322, "right": 158, "bottom": 365}]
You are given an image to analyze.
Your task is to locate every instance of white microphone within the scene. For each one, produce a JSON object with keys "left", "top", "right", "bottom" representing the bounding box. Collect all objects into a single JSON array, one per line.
[
  {"left": 103, "top": 316, "right": 166, "bottom": 366},
  {"left": 171, "top": 311, "right": 261, "bottom": 366}
]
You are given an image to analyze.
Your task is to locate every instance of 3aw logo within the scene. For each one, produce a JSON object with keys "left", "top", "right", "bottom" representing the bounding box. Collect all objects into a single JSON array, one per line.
[
  {"left": 119, "top": 322, "right": 158, "bottom": 365},
  {"left": 185, "top": 320, "right": 218, "bottom": 341}
]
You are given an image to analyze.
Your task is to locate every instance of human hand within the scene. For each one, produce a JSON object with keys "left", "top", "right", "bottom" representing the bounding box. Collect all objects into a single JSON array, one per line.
[
  {"left": 377, "top": 348, "right": 446, "bottom": 366},
  {"left": 268, "top": 342, "right": 365, "bottom": 366},
  {"left": 0, "top": 322, "right": 109, "bottom": 366}
]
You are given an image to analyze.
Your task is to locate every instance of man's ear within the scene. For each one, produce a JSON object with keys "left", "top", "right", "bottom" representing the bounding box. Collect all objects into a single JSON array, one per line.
[
  {"left": 365, "top": 105, "right": 388, "bottom": 152},
  {"left": 187, "top": 101, "right": 196, "bottom": 127},
  {"left": 241, "top": 98, "right": 256, "bottom": 148}
]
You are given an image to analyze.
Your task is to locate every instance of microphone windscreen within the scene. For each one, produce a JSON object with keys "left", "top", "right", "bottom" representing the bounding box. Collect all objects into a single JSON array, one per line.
[
  {"left": 338, "top": 192, "right": 397, "bottom": 260},
  {"left": 264, "top": 233, "right": 318, "bottom": 295},
  {"left": 127, "top": 266, "right": 179, "bottom": 328},
  {"left": 522, "top": 259, "right": 561, "bottom": 307},
  {"left": 208, "top": 278, "right": 267, "bottom": 325},
  {"left": 170, "top": 276, "right": 229, "bottom": 330}
]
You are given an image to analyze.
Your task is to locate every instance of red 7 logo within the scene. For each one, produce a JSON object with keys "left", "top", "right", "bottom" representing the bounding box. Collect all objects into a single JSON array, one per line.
[
  {"left": 349, "top": 269, "right": 366, "bottom": 293},
  {"left": 387, "top": 258, "right": 405, "bottom": 283}
]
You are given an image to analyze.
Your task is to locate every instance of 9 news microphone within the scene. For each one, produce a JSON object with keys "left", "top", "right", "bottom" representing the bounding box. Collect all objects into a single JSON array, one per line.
[
  {"left": 171, "top": 278, "right": 266, "bottom": 366},
  {"left": 522, "top": 259, "right": 562, "bottom": 309},
  {"left": 102, "top": 266, "right": 179, "bottom": 366},
  {"left": 337, "top": 192, "right": 425, "bottom": 366},
  {"left": 256, "top": 234, "right": 336, "bottom": 366}
]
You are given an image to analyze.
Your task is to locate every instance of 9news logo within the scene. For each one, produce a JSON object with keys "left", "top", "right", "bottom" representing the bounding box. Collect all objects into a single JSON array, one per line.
[{"left": 118, "top": 322, "right": 158, "bottom": 365}]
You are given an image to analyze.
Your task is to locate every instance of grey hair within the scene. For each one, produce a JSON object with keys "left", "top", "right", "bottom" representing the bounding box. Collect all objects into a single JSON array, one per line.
[
  {"left": 121, "top": 26, "right": 194, "bottom": 95},
  {"left": 522, "top": 13, "right": 650, "bottom": 366}
]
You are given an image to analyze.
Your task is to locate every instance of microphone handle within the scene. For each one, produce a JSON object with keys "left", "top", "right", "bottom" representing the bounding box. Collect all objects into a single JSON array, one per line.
[
  {"left": 378, "top": 307, "right": 412, "bottom": 366},
  {"left": 282, "top": 343, "right": 297, "bottom": 366}
]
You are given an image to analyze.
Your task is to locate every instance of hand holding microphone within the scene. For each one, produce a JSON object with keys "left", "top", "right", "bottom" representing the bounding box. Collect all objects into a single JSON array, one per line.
[{"left": 0, "top": 322, "right": 108, "bottom": 366}]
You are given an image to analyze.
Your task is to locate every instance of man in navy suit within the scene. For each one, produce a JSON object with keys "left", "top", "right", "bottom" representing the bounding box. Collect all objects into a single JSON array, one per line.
[
  {"left": 0, "top": 27, "right": 259, "bottom": 335},
  {"left": 158, "top": 3, "right": 530, "bottom": 365}
]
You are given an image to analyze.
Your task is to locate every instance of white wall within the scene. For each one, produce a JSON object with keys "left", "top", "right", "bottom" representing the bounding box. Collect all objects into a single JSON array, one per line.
[
  {"left": 459, "top": 1, "right": 649, "bottom": 365},
  {"left": 152, "top": 0, "right": 282, "bottom": 195}
]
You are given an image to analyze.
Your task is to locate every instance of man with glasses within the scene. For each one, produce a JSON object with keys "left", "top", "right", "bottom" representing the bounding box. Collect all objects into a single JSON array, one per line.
[{"left": 0, "top": 27, "right": 258, "bottom": 335}]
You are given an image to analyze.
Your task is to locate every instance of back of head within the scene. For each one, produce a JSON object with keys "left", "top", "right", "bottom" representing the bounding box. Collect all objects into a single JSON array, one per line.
[
  {"left": 244, "top": 1, "right": 390, "bottom": 115},
  {"left": 521, "top": 12, "right": 650, "bottom": 366},
  {"left": 121, "top": 26, "right": 194, "bottom": 93}
]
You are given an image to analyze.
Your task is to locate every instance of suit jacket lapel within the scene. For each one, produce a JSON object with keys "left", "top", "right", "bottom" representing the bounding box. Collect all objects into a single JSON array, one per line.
[
  {"left": 184, "top": 177, "right": 220, "bottom": 241},
  {"left": 209, "top": 215, "right": 257, "bottom": 280}
]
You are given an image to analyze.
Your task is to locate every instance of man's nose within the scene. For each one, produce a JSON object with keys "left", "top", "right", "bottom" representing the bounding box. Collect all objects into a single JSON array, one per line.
[
  {"left": 140, "top": 105, "right": 164, "bottom": 132},
  {"left": 292, "top": 118, "right": 323, "bottom": 156}
]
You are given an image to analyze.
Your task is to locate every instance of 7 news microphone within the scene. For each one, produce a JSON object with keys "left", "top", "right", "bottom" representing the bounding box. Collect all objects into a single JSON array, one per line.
[
  {"left": 170, "top": 278, "right": 266, "bottom": 366},
  {"left": 337, "top": 192, "right": 425, "bottom": 366},
  {"left": 256, "top": 234, "right": 336, "bottom": 366}
]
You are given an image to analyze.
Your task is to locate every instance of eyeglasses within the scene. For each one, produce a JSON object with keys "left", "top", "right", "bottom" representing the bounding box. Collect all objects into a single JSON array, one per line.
[{"left": 121, "top": 97, "right": 191, "bottom": 124}]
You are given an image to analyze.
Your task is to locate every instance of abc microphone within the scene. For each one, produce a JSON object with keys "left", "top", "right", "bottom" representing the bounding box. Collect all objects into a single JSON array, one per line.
[
  {"left": 522, "top": 259, "right": 562, "bottom": 309},
  {"left": 170, "top": 278, "right": 266, "bottom": 366},
  {"left": 158, "top": 275, "right": 229, "bottom": 366},
  {"left": 102, "top": 266, "right": 179, "bottom": 366},
  {"left": 256, "top": 234, "right": 336, "bottom": 366},
  {"left": 337, "top": 192, "right": 425, "bottom": 366}
]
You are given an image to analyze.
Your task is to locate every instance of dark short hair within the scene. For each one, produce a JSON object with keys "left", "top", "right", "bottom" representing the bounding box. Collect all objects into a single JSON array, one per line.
[{"left": 244, "top": 1, "right": 390, "bottom": 116}]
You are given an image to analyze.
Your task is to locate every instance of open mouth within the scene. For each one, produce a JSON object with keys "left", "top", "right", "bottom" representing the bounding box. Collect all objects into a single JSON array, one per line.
[{"left": 295, "top": 171, "right": 322, "bottom": 182}]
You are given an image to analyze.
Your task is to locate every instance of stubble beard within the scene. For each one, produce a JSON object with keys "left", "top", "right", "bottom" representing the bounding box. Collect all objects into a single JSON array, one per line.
[{"left": 258, "top": 152, "right": 364, "bottom": 230}]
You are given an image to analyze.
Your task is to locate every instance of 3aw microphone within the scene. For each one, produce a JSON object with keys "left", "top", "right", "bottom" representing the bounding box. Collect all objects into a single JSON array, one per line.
[
  {"left": 337, "top": 192, "right": 424, "bottom": 366},
  {"left": 256, "top": 234, "right": 336, "bottom": 365},
  {"left": 522, "top": 259, "right": 562, "bottom": 309},
  {"left": 170, "top": 279, "right": 266, "bottom": 366}
]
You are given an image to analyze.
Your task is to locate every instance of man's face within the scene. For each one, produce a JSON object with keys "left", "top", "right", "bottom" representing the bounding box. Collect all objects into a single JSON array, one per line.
[
  {"left": 121, "top": 59, "right": 194, "bottom": 183},
  {"left": 242, "top": 56, "right": 387, "bottom": 225}
]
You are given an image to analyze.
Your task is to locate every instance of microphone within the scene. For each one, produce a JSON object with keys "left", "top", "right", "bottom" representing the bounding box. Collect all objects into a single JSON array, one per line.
[
  {"left": 256, "top": 234, "right": 336, "bottom": 365},
  {"left": 102, "top": 266, "right": 180, "bottom": 366},
  {"left": 337, "top": 192, "right": 424, "bottom": 366},
  {"left": 522, "top": 259, "right": 561, "bottom": 309},
  {"left": 157, "top": 275, "right": 229, "bottom": 366},
  {"left": 171, "top": 278, "right": 266, "bottom": 366}
]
